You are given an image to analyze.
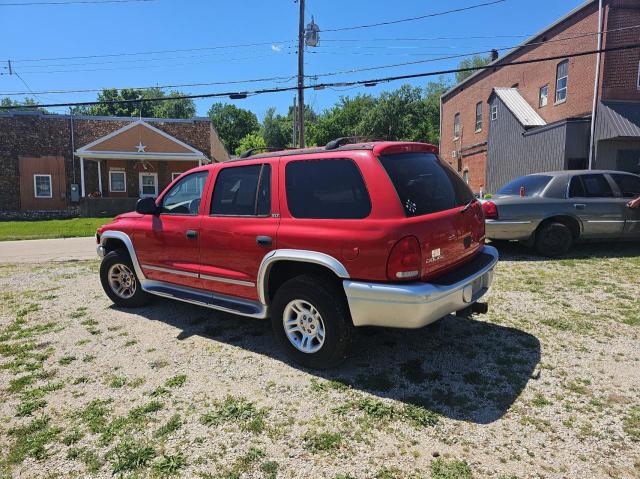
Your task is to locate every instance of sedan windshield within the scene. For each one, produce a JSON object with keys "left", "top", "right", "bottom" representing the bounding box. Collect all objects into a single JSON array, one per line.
[{"left": 496, "top": 175, "right": 552, "bottom": 197}]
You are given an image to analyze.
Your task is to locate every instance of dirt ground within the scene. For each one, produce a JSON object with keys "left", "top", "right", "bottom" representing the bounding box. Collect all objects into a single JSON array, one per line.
[{"left": 0, "top": 242, "right": 639, "bottom": 479}]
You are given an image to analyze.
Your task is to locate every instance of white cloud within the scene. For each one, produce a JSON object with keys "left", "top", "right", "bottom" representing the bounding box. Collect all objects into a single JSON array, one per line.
[{"left": 271, "top": 44, "right": 282, "bottom": 53}]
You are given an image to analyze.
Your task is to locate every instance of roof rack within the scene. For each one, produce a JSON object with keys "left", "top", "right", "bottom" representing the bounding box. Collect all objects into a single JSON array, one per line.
[
  {"left": 239, "top": 147, "right": 283, "bottom": 159},
  {"left": 324, "top": 136, "right": 384, "bottom": 150}
]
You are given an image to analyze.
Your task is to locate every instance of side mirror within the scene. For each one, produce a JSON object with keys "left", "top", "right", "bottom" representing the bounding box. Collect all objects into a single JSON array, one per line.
[{"left": 136, "top": 197, "right": 159, "bottom": 215}]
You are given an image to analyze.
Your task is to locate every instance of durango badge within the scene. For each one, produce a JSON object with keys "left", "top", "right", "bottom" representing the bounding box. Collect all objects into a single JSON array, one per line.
[{"left": 426, "top": 248, "right": 443, "bottom": 264}]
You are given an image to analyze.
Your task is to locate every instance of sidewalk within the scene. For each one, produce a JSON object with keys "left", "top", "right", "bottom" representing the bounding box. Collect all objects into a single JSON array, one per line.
[{"left": 0, "top": 236, "right": 98, "bottom": 263}]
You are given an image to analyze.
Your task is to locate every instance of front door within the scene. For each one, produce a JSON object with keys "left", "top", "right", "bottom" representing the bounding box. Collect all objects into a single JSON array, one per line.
[
  {"left": 199, "top": 161, "right": 279, "bottom": 301},
  {"left": 139, "top": 172, "right": 158, "bottom": 198},
  {"left": 134, "top": 170, "right": 209, "bottom": 289}
]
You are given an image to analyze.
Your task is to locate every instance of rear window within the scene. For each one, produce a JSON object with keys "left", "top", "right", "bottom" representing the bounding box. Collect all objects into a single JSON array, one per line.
[
  {"left": 285, "top": 159, "right": 371, "bottom": 219},
  {"left": 496, "top": 175, "right": 552, "bottom": 196},
  {"left": 379, "top": 152, "right": 474, "bottom": 217},
  {"left": 568, "top": 174, "right": 613, "bottom": 198}
]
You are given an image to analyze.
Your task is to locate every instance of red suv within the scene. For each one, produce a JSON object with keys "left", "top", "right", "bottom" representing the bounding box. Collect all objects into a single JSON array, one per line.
[{"left": 97, "top": 139, "right": 498, "bottom": 368}]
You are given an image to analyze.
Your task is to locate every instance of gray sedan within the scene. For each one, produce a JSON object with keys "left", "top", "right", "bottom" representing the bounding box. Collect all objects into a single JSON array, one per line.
[{"left": 483, "top": 170, "right": 640, "bottom": 256}]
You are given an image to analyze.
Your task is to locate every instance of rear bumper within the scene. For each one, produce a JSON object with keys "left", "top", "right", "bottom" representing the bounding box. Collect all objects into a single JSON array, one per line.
[
  {"left": 485, "top": 219, "right": 535, "bottom": 240},
  {"left": 343, "top": 245, "right": 499, "bottom": 329}
]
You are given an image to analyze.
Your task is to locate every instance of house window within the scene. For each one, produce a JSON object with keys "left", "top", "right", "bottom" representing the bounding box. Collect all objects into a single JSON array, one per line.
[
  {"left": 539, "top": 85, "right": 549, "bottom": 107},
  {"left": 109, "top": 170, "right": 126, "bottom": 193},
  {"left": 462, "top": 170, "right": 470, "bottom": 184},
  {"left": 171, "top": 172, "right": 183, "bottom": 181},
  {"left": 491, "top": 105, "right": 498, "bottom": 121},
  {"left": 453, "top": 113, "right": 461, "bottom": 139},
  {"left": 555, "top": 60, "right": 568, "bottom": 103},
  {"left": 475, "top": 102, "right": 482, "bottom": 132},
  {"left": 34, "top": 174, "right": 52, "bottom": 198}
]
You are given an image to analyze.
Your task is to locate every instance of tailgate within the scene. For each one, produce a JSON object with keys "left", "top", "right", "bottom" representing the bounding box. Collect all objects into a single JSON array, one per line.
[{"left": 377, "top": 150, "right": 485, "bottom": 280}]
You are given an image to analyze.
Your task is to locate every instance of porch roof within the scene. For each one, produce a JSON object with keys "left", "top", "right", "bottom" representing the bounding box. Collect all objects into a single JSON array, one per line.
[{"left": 74, "top": 119, "right": 209, "bottom": 162}]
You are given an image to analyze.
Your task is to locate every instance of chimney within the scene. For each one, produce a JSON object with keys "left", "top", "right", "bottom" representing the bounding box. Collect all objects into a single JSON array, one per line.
[{"left": 491, "top": 49, "right": 499, "bottom": 61}]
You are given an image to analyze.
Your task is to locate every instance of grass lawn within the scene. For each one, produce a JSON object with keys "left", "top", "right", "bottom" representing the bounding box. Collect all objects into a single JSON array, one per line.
[{"left": 0, "top": 218, "right": 112, "bottom": 241}]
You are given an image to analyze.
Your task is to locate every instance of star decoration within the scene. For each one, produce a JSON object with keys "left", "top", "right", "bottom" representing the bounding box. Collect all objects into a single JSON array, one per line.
[{"left": 135, "top": 141, "right": 146, "bottom": 153}]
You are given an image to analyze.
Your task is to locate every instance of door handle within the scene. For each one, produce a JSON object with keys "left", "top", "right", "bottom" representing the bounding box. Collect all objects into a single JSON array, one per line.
[
  {"left": 256, "top": 235, "right": 272, "bottom": 246},
  {"left": 186, "top": 230, "right": 198, "bottom": 239},
  {"left": 573, "top": 204, "right": 586, "bottom": 210}
]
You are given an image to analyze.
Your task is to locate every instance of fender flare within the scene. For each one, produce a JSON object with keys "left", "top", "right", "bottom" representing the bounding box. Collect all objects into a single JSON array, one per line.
[
  {"left": 99, "top": 230, "right": 146, "bottom": 281},
  {"left": 257, "top": 249, "right": 350, "bottom": 305}
]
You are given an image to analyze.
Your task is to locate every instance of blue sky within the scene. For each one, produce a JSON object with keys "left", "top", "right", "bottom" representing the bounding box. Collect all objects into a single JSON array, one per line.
[{"left": 0, "top": 0, "right": 585, "bottom": 119}]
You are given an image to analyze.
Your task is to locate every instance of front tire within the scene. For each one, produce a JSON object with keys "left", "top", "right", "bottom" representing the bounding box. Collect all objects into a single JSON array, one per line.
[
  {"left": 535, "top": 222, "right": 573, "bottom": 257},
  {"left": 100, "top": 250, "right": 150, "bottom": 308},
  {"left": 271, "top": 274, "right": 352, "bottom": 369}
]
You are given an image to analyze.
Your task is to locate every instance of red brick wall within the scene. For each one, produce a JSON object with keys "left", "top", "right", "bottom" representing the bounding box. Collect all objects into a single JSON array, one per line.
[
  {"left": 601, "top": 0, "right": 640, "bottom": 101},
  {"left": 441, "top": 2, "right": 601, "bottom": 186},
  {"left": 460, "top": 151, "right": 488, "bottom": 195}
]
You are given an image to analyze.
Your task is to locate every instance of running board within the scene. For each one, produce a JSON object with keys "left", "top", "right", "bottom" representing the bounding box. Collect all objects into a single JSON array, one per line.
[{"left": 141, "top": 280, "right": 267, "bottom": 319}]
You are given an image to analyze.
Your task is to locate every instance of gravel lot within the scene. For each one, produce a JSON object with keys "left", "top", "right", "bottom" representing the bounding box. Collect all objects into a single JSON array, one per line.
[{"left": 0, "top": 243, "right": 639, "bottom": 479}]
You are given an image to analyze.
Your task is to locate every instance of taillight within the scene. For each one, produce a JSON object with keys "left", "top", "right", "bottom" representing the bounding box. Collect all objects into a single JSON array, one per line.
[
  {"left": 387, "top": 236, "right": 422, "bottom": 281},
  {"left": 482, "top": 201, "right": 498, "bottom": 219}
]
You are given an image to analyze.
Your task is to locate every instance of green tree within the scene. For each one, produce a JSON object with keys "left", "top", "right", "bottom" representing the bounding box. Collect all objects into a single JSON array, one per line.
[
  {"left": 0, "top": 97, "right": 49, "bottom": 113},
  {"left": 73, "top": 88, "right": 195, "bottom": 118},
  {"left": 456, "top": 55, "right": 492, "bottom": 84},
  {"left": 235, "top": 132, "right": 267, "bottom": 156},
  {"left": 208, "top": 102, "right": 260, "bottom": 155},
  {"left": 261, "top": 107, "right": 291, "bottom": 148},
  {"left": 308, "top": 95, "right": 375, "bottom": 146}
]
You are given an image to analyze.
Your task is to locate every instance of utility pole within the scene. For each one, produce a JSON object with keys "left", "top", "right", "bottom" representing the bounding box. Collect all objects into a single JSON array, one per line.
[
  {"left": 296, "top": 0, "right": 305, "bottom": 148},
  {"left": 292, "top": 95, "right": 297, "bottom": 147}
]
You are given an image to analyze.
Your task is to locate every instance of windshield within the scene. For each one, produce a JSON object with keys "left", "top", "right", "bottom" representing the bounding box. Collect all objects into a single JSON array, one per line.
[
  {"left": 379, "top": 152, "right": 474, "bottom": 217},
  {"left": 496, "top": 175, "right": 552, "bottom": 196}
]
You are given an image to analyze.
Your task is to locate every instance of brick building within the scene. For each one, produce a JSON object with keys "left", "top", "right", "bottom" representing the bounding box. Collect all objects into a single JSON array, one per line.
[
  {"left": 440, "top": 0, "right": 640, "bottom": 194},
  {"left": 0, "top": 112, "right": 229, "bottom": 218}
]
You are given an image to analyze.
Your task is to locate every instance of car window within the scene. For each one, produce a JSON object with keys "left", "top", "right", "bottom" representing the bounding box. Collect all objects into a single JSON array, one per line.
[
  {"left": 285, "top": 159, "right": 371, "bottom": 219},
  {"left": 496, "top": 175, "right": 552, "bottom": 196},
  {"left": 569, "top": 174, "right": 614, "bottom": 198},
  {"left": 611, "top": 174, "right": 640, "bottom": 198},
  {"left": 211, "top": 164, "right": 271, "bottom": 216},
  {"left": 161, "top": 171, "right": 208, "bottom": 215},
  {"left": 379, "top": 152, "right": 474, "bottom": 216}
]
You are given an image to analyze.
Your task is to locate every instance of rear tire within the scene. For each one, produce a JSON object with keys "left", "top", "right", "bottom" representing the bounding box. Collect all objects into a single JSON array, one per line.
[
  {"left": 271, "top": 274, "right": 352, "bottom": 369},
  {"left": 535, "top": 222, "right": 573, "bottom": 257},
  {"left": 100, "top": 250, "right": 151, "bottom": 308}
]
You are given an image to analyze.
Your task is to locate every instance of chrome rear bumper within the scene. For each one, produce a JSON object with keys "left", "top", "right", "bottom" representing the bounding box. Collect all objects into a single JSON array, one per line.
[{"left": 343, "top": 245, "right": 499, "bottom": 329}]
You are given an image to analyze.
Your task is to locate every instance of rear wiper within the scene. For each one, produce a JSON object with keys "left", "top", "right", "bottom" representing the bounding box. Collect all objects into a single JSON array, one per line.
[{"left": 460, "top": 198, "right": 476, "bottom": 213}]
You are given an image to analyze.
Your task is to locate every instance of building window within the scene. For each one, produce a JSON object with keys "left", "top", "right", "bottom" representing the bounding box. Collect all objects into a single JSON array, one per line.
[
  {"left": 491, "top": 105, "right": 498, "bottom": 121},
  {"left": 475, "top": 102, "right": 482, "bottom": 132},
  {"left": 555, "top": 60, "right": 568, "bottom": 103},
  {"left": 462, "top": 170, "right": 470, "bottom": 184},
  {"left": 109, "top": 170, "right": 126, "bottom": 193},
  {"left": 171, "top": 172, "right": 183, "bottom": 181},
  {"left": 34, "top": 174, "right": 52, "bottom": 198},
  {"left": 539, "top": 85, "right": 548, "bottom": 107},
  {"left": 453, "top": 113, "right": 461, "bottom": 139}
]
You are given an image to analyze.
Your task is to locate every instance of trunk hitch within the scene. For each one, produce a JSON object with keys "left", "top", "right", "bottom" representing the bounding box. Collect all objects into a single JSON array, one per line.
[{"left": 456, "top": 302, "right": 489, "bottom": 318}]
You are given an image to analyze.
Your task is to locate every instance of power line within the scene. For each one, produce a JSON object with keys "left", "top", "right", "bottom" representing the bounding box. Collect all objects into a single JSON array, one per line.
[
  {"left": 0, "top": 0, "right": 154, "bottom": 5},
  {"left": 2, "top": 43, "right": 637, "bottom": 110},
  {"left": 322, "top": 0, "right": 506, "bottom": 32}
]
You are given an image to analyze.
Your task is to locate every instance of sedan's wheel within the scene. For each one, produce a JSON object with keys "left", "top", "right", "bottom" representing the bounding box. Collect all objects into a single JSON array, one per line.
[
  {"left": 535, "top": 222, "right": 573, "bottom": 257},
  {"left": 100, "top": 249, "right": 151, "bottom": 308},
  {"left": 272, "top": 274, "right": 352, "bottom": 369}
]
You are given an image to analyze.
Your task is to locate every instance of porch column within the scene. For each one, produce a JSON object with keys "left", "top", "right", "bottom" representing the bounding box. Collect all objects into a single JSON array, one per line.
[
  {"left": 80, "top": 156, "right": 85, "bottom": 197},
  {"left": 97, "top": 160, "right": 102, "bottom": 195}
]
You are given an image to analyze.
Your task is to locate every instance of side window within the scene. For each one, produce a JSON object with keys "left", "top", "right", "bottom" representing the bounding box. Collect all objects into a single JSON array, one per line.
[
  {"left": 285, "top": 159, "right": 371, "bottom": 219},
  {"left": 210, "top": 164, "right": 271, "bottom": 216},
  {"left": 569, "top": 174, "right": 613, "bottom": 198},
  {"left": 611, "top": 174, "right": 640, "bottom": 198},
  {"left": 161, "top": 171, "right": 208, "bottom": 215},
  {"left": 555, "top": 60, "right": 568, "bottom": 103}
]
